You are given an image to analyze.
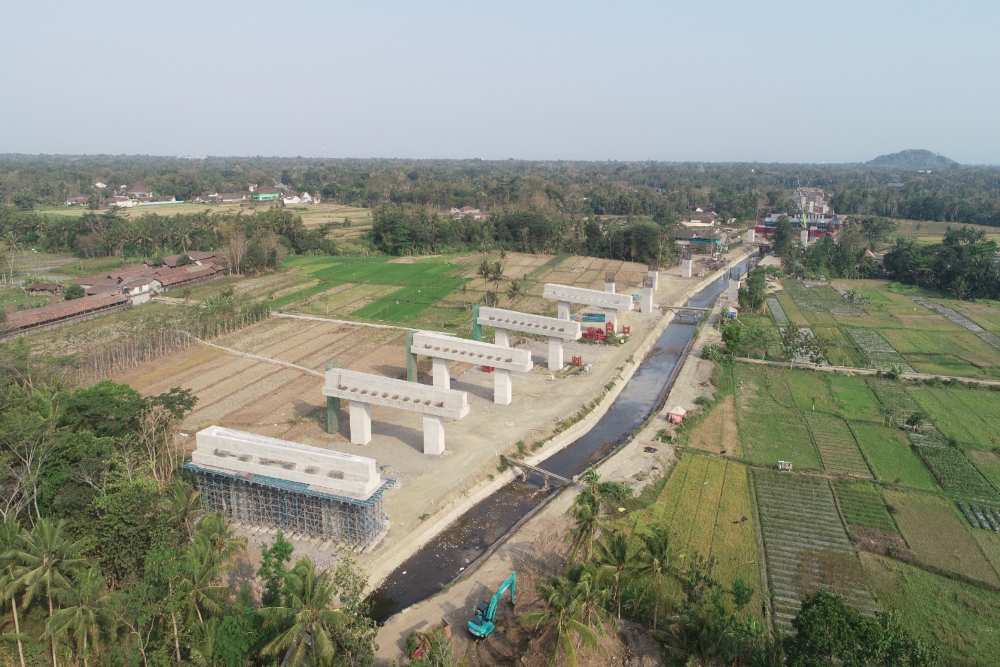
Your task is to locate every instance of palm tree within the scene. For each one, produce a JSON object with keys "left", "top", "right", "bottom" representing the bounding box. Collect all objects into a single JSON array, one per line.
[
  {"left": 163, "top": 483, "right": 202, "bottom": 544},
  {"left": 45, "top": 567, "right": 112, "bottom": 667},
  {"left": 0, "top": 521, "right": 27, "bottom": 667},
  {"left": 193, "top": 513, "right": 244, "bottom": 562},
  {"left": 521, "top": 566, "right": 606, "bottom": 667},
  {"left": 177, "top": 543, "right": 226, "bottom": 626},
  {"left": 5, "top": 518, "right": 85, "bottom": 667},
  {"left": 259, "top": 559, "right": 346, "bottom": 666},
  {"left": 568, "top": 500, "right": 600, "bottom": 561},
  {"left": 593, "top": 529, "right": 633, "bottom": 620},
  {"left": 634, "top": 524, "right": 673, "bottom": 631}
]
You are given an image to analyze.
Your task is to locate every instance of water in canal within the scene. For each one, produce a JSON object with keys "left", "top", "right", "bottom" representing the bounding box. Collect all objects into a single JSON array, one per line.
[{"left": 369, "top": 259, "right": 752, "bottom": 622}]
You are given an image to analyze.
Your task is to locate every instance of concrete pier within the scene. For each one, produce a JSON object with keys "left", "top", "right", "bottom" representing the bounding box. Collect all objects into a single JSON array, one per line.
[
  {"left": 548, "top": 338, "right": 564, "bottom": 371},
  {"left": 494, "top": 369, "right": 512, "bottom": 405},
  {"left": 349, "top": 403, "right": 372, "bottom": 445},
  {"left": 422, "top": 416, "right": 446, "bottom": 455},
  {"left": 557, "top": 301, "right": 571, "bottom": 320},
  {"left": 638, "top": 287, "right": 654, "bottom": 314},
  {"left": 681, "top": 258, "right": 693, "bottom": 278},
  {"left": 432, "top": 357, "right": 450, "bottom": 390}
]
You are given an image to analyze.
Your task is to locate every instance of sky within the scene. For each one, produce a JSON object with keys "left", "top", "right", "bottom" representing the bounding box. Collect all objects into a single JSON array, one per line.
[{"left": 2, "top": 0, "right": 998, "bottom": 164}]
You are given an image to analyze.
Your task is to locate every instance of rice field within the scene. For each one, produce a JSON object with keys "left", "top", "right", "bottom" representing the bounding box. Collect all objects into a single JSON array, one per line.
[{"left": 848, "top": 422, "right": 937, "bottom": 491}]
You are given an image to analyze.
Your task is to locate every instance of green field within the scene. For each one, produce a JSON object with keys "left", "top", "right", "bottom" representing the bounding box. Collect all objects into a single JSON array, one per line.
[
  {"left": 907, "top": 384, "right": 1000, "bottom": 449},
  {"left": 273, "top": 256, "right": 468, "bottom": 329},
  {"left": 862, "top": 552, "right": 1000, "bottom": 666},
  {"left": 848, "top": 422, "right": 937, "bottom": 491},
  {"left": 833, "top": 480, "right": 897, "bottom": 533}
]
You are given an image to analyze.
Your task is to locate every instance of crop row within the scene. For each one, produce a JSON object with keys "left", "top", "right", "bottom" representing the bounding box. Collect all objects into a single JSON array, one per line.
[
  {"left": 957, "top": 501, "right": 1000, "bottom": 532},
  {"left": 766, "top": 297, "right": 790, "bottom": 326},
  {"left": 833, "top": 480, "right": 897, "bottom": 533},
  {"left": 784, "top": 281, "right": 863, "bottom": 316},
  {"left": 914, "top": 445, "right": 999, "bottom": 501}
]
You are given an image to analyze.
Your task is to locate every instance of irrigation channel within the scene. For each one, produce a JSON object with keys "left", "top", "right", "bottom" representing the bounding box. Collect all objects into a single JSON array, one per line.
[{"left": 369, "top": 257, "right": 754, "bottom": 622}]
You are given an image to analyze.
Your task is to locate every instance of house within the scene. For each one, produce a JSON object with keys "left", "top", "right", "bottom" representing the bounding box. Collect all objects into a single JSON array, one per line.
[
  {"left": 449, "top": 206, "right": 486, "bottom": 221},
  {"left": 282, "top": 192, "right": 315, "bottom": 205},
  {"left": 250, "top": 186, "right": 282, "bottom": 203},
  {"left": 672, "top": 226, "right": 728, "bottom": 254},
  {"left": 152, "top": 263, "right": 224, "bottom": 290},
  {"left": 127, "top": 183, "right": 154, "bottom": 201},
  {"left": 119, "top": 277, "right": 161, "bottom": 305},
  {"left": 667, "top": 406, "right": 687, "bottom": 424},
  {"left": 1, "top": 294, "right": 130, "bottom": 337},
  {"left": 199, "top": 192, "right": 248, "bottom": 204},
  {"left": 94, "top": 182, "right": 107, "bottom": 190},
  {"left": 678, "top": 208, "right": 719, "bottom": 228},
  {"left": 64, "top": 195, "right": 90, "bottom": 206},
  {"left": 108, "top": 195, "right": 137, "bottom": 208},
  {"left": 159, "top": 250, "right": 219, "bottom": 268}
]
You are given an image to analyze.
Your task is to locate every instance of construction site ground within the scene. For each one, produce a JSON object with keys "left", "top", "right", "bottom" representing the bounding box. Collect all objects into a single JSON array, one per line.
[{"left": 114, "top": 248, "right": 749, "bottom": 583}]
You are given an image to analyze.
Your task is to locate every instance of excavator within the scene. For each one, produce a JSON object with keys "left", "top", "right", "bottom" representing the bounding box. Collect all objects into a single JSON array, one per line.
[{"left": 467, "top": 572, "right": 516, "bottom": 638}]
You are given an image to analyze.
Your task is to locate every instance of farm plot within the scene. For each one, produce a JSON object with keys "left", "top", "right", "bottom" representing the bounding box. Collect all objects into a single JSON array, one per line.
[
  {"left": 810, "top": 326, "right": 865, "bottom": 367},
  {"left": 685, "top": 396, "right": 741, "bottom": 456},
  {"left": 911, "top": 444, "right": 998, "bottom": 501},
  {"left": 883, "top": 490, "right": 1000, "bottom": 585},
  {"left": 652, "top": 454, "right": 762, "bottom": 610},
  {"left": 969, "top": 450, "right": 1000, "bottom": 489},
  {"left": 907, "top": 384, "right": 1000, "bottom": 449},
  {"left": 913, "top": 296, "right": 1000, "bottom": 350},
  {"left": 752, "top": 470, "right": 877, "bottom": 631},
  {"left": 833, "top": 480, "right": 897, "bottom": 533},
  {"left": 861, "top": 552, "right": 1000, "bottom": 667},
  {"left": 783, "top": 280, "right": 863, "bottom": 317},
  {"left": 845, "top": 328, "right": 914, "bottom": 372},
  {"left": 765, "top": 297, "right": 789, "bottom": 326},
  {"left": 734, "top": 366, "right": 822, "bottom": 470},
  {"left": 803, "top": 412, "right": 872, "bottom": 478},
  {"left": 826, "top": 374, "right": 882, "bottom": 422},
  {"left": 849, "top": 422, "right": 937, "bottom": 491},
  {"left": 774, "top": 292, "right": 809, "bottom": 326},
  {"left": 882, "top": 328, "right": 1000, "bottom": 379}
]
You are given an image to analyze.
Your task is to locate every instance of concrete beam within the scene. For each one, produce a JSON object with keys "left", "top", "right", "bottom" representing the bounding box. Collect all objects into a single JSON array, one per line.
[
  {"left": 192, "top": 426, "right": 381, "bottom": 499},
  {"left": 543, "top": 283, "right": 633, "bottom": 312},
  {"left": 477, "top": 306, "right": 581, "bottom": 341},
  {"left": 411, "top": 331, "right": 532, "bottom": 373},
  {"left": 324, "top": 367, "right": 469, "bottom": 420}
]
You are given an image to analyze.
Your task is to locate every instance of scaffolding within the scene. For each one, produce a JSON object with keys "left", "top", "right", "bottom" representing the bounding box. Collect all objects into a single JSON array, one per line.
[{"left": 184, "top": 462, "right": 391, "bottom": 547}]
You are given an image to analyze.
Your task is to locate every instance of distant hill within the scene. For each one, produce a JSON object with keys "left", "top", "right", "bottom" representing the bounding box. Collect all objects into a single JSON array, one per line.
[{"left": 867, "top": 149, "right": 959, "bottom": 170}]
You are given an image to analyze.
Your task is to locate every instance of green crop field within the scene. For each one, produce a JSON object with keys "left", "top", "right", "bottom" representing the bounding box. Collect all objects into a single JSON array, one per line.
[
  {"left": 833, "top": 480, "right": 897, "bottom": 533},
  {"left": 826, "top": 374, "right": 881, "bottom": 421},
  {"left": 969, "top": 450, "right": 1000, "bottom": 489},
  {"left": 884, "top": 490, "right": 1000, "bottom": 585},
  {"left": 849, "top": 422, "right": 937, "bottom": 490},
  {"left": 651, "top": 454, "right": 762, "bottom": 612},
  {"left": 272, "top": 255, "right": 468, "bottom": 329},
  {"left": 804, "top": 412, "right": 872, "bottom": 478},
  {"left": 734, "top": 365, "right": 823, "bottom": 470},
  {"left": 907, "top": 384, "right": 1000, "bottom": 449},
  {"left": 912, "top": 445, "right": 999, "bottom": 501},
  {"left": 861, "top": 552, "right": 1000, "bottom": 666}
]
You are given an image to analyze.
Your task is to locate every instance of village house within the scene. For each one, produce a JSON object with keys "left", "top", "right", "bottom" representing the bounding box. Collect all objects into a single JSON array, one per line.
[
  {"left": 25, "top": 282, "right": 62, "bottom": 295},
  {"left": 64, "top": 195, "right": 90, "bottom": 206},
  {"left": 1, "top": 293, "right": 130, "bottom": 338},
  {"left": 450, "top": 206, "right": 486, "bottom": 221}
]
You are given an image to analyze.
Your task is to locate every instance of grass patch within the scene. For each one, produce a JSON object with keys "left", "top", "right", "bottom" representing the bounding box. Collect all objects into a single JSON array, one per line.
[
  {"left": 827, "top": 374, "right": 882, "bottom": 422},
  {"left": 861, "top": 552, "right": 1000, "bottom": 666},
  {"left": 908, "top": 384, "right": 1000, "bottom": 450}
]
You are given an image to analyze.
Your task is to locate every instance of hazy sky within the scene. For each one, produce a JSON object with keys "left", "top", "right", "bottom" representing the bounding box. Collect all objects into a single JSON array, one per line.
[{"left": 2, "top": 0, "right": 998, "bottom": 163}]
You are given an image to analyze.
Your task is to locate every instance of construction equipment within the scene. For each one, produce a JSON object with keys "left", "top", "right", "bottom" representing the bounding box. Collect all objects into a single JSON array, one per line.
[{"left": 468, "top": 572, "right": 517, "bottom": 638}]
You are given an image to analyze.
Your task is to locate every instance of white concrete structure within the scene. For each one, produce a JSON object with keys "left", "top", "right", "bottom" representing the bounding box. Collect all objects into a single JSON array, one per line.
[
  {"left": 192, "top": 426, "right": 382, "bottom": 499},
  {"left": 638, "top": 276, "right": 655, "bottom": 314},
  {"left": 410, "top": 331, "right": 532, "bottom": 405},
  {"left": 544, "top": 283, "right": 633, "bottom": 330},
  {"left": 800, "top": 228, "right": 810, "bottom": 246},
  {"left": 744, "top": 228, "right": 756, "bottom": 244},
  {"left": 323, "top": 368, "right": 469, "bottom": 455},
  {"left": 478, "top": 306, "right": 581, "bottom": 372},
  {"left": 646, "top": 268, "right": 659, "bottom": 291},
  {"left": 604, "top": 272, "right": 616, "bottom": 294},
  {"left": 681, "top": 258, "right": 693, "bottom": 278}
]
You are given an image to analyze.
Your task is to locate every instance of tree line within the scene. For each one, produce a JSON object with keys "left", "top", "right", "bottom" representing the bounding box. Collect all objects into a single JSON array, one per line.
[
  {"left": 0, "top": 343, "right": 379, "bottom": 666},
  {"left": 6, "top": 155, "right": 1000, "bottom": 228},
  {"left": 371, "top": 204, "right": 677, "bottom": 267}
]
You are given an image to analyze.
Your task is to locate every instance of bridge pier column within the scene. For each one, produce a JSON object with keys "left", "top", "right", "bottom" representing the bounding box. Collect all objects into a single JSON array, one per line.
[
  {"left": 494, "top": 328, "right": 510, "bottom": 348},
  {"left": 432, "top": 357, "right": 451, "bottom": 390},
  {"left": 557, "top": 301, "right": 571, "bottom": 320},
  {"left": 494, "top": 369, "right": 512, "bottom": 405},
  {"left": 547, "top": 338, "right": 564, "bottom": 371},
  {"left": 348, "top": 403, "right": 372, "bottom": 445},
  {"left": 422, "top": 416, "right": 446, "bottom": 455}
]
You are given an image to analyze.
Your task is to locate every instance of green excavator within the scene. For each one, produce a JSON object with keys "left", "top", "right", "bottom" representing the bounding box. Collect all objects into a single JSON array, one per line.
[{"left": 467, "top": 572, "right": 516, "bottom": 638}]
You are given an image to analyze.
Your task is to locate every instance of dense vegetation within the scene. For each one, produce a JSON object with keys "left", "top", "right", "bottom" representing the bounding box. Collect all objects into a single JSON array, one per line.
[
  {"left": 0, "top": 344, "right": 378, "bottom": 666},
  {"left": 3, "top": 155, "right": 1000, "bottom": 227},
  {"left": 884, "top": 227, "right": 1000, "bottom": 298}
]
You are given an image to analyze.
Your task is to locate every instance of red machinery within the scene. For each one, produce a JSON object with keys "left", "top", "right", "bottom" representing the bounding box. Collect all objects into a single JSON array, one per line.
[
  {"left": 570, "top": 355, "right": 583, "bottom": 367},
  {"left": 582, "top": 326, "right": 607, "bottom": 342}
]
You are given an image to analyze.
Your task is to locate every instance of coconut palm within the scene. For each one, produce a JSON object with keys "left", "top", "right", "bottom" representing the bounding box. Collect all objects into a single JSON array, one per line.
[
  {"left": 0, "top": 521, "right": 27, "bottom": 667},
  {"left": 5, "top": 518, "right": 86, "bottom": 667},
  {"left": 45, "top": 567, "right": 112, "bottom": 667},
  {"left": 193, "top": 513, "right": 244, "bottom": 562},
  {"left": 177, "top": 543, "right": 226, "bottom": 626},
  {"left": 163, "top": 482, "right": 202, "bottom": 544},
  {"left": 593, "top": 529, "right": 633, "bottom": 620},
  {"left": 521, "top": 566, "right": 606, "bottom": 667},
  {"left": 634, "top": 524, "right": 673, "bottom": 631},
  {"left": 259, "top": 559, "right": 346, "bottom": 666}
]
